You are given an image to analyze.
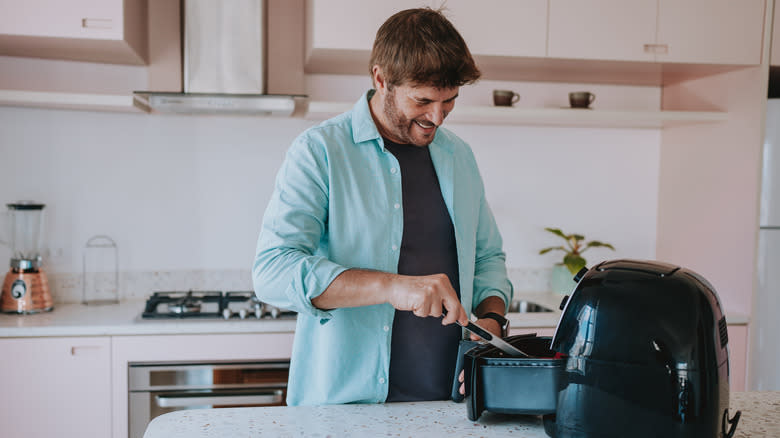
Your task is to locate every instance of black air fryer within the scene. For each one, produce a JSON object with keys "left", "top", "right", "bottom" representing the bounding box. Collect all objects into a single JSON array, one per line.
[{"left": 464, "top": 259, "right": 741, "bottom": 438}]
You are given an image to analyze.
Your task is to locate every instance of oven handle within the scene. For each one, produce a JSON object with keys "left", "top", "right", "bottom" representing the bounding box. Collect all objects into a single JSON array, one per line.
[{"left": 155, "top": 390, "right": 283, "bottom": 408}]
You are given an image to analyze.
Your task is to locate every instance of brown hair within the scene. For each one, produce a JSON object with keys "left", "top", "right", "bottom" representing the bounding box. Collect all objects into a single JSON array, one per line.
[{"left": 369, "top": 8, "right": 481, "bottom": 89}]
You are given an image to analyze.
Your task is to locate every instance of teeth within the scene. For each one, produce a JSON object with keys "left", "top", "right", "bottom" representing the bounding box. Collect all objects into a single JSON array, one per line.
[{"left": 415, "top": 120, "right": 435, "bottom": 129}]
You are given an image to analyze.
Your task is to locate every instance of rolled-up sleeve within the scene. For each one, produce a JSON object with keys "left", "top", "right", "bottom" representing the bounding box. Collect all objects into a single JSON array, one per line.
[
  {"left": 471, "top": 181, "right": 513, "bottom": 314},
  {"left": 253, "top": 136, "right": 347, "bottom": 321}
]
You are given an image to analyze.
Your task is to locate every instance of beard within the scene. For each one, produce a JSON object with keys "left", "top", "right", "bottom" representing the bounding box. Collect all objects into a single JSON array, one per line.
[{"left": 382, "top": 87, "right": 438, "bottom": 147}]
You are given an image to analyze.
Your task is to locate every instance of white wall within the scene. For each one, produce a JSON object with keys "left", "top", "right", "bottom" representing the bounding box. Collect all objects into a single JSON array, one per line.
[{"left": 0, "top": 101, "right": 659, "bottom": 277}]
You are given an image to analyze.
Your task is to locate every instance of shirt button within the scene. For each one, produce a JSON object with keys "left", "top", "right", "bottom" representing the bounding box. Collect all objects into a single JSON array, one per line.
[
  {"left": 383, "top": 325, "right": 390, "bottom": 332},
  {"left": 390, "top": 168, "right": 398, "bottom": 174},
  {"left": 379, "top": 377, "right": 386, "bottom": 384},
  {"left": 393, "top": 203, "right": 400, "bottom": 209},
  {"left": 391, "top": 244, "right": 398, "bottom": 251}
]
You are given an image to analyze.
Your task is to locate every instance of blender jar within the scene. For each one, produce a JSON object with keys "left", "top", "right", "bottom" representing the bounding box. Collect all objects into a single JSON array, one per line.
[{"left": 6, "top": 202, "right": 45, "bottom": 265}]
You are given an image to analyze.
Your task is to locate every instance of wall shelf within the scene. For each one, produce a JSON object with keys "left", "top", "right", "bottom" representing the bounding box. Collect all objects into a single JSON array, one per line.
[
  {"left": 0, "top": 90, "right": 139, "bottom": 113},
  {"left": 306, "top": 101, "right": 727, "bottom": 129}
]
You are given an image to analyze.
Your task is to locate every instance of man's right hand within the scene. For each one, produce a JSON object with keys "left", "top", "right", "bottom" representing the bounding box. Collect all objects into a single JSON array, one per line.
[
  {"left": 312, "top": 269, "right": 468, "bottom": 326},
  {"left": 386, "top": 273, "right": 468, "bottom": 326}
]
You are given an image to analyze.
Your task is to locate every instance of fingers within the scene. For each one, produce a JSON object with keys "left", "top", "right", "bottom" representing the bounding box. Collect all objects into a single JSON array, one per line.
[
  {"left": 440, "top": 298, "right": 467, "bottom": 326},
  {"left": 391, "top": 273, "right": 466, "bottom": 322},
  {"left": 458, "top": 370, "right": 465, "bottom": 395}
]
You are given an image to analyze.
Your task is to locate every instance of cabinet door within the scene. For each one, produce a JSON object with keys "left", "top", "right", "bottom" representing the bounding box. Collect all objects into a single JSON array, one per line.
[
  {"left": 306, "top": 0, "right": 420, "bottom": 53},
  {"left": 305, "top": 0, "right": 547, "bottom": 71},
  {"left": 548, "top": 0, "right": 657, "bottom": 62},
  {"left": 0, "top": 0, "right": 123, "bottom": 40},
  {"left": 0, "top": 337, "right": 111, "bottom": 438},
  {"left": 442, "top": 0, "right": 547, "bottom": 57},
  {"left": 657, "top": 0, "right": 765, "bottom": 65}
]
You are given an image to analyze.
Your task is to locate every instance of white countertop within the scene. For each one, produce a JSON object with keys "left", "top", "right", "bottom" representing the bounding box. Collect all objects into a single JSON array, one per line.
[
  {"left": 0, "top": 300, "right": 297, "bottom": 337},
  {"left": 0, "top": 292, "right": 747, "bottom": 338},
  {"left": 142, "top": 391, "right": 779, "bottom": 438}
]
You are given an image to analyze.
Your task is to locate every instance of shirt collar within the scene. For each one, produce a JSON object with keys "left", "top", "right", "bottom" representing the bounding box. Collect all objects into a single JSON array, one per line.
[
  {"left": 350, "top": 89, "right": 448, "bottom": 153},
  {"left": 351, "top": 90, "right": 382, "bottom": 145}
]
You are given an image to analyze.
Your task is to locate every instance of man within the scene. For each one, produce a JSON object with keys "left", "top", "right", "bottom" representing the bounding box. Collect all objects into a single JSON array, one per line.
[{"left": 253, "top": 7, "right": 513, "bottom": 406}]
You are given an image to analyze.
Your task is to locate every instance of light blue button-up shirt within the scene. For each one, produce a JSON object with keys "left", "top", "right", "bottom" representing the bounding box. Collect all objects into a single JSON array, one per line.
[{"left": 253, "top": 90, "right": 513, "bottom": 406}]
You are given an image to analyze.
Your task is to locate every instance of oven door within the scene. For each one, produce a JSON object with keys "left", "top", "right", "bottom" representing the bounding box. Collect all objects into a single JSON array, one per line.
[{"left": 129, "top": 361, "right": 288, "bottom": 438}]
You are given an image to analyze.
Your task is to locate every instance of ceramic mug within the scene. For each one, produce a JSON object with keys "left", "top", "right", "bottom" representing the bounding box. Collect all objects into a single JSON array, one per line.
[
  {"left": 493, "top": 90, "right": 520, "bottom": 107},
  {"left": 569, "top": 91, "right": 595, "bottom": 108}
]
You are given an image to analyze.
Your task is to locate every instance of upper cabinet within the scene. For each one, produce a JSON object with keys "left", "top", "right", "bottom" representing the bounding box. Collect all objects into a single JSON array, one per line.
[
  {"left": 436, "top": 0, "right": 547, "bottom": 58},
  {"left": 549, "top": 0, "right": 765, "bottom": 65},
  {"left": 656, "top": 0, "right": 765, "bottom": 65},
  {"left": 0, "top": 0, "right": 148, "bottom": 65},
  {"left": 548, "top": 0, "right": 657, "bottom": 62},
  {"left": 305, "top": 0, "right": 547, "bottom": 74}
]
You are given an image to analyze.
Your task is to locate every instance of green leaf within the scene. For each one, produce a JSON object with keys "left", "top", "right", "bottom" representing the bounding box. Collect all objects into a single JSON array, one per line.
[
  {"left": 563, "top": 254, "right": 587, "bottom": 275},
  {"left": 571, "top": 234, "right": 585, "bottom": 242},
  {"left": 544, "top": 227, "right": 567, "bottom": 239},
  {"left": 539, "top": 246, "right": 566, "bottom": 255},
  {"left": 583, "top": 241, "right": 616, "bottom": 251}
]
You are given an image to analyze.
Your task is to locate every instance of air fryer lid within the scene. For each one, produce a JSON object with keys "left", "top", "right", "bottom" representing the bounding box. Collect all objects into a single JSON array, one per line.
[
  {"left": 547, "top": 259, "right": 738, "bottom": 438},
  {"left": 551, "top": 259, "right": 728, "bottom": 367}
]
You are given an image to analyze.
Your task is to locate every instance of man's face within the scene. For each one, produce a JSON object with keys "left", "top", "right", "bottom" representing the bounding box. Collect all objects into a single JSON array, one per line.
[{"left": 378, "top": 82, "right": 459, "bottom": 147}]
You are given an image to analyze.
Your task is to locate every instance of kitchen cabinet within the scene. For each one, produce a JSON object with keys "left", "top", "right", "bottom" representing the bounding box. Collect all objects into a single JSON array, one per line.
[
  {"left": 0, "top": 337, "right": 111, "bottom": 438},
  {"left": 548, "top": 0, "right": 765, "bottom": 65},
  {"left": 729, "top": 324, "right": 748, "bottom": 392},
  {"left": 656, "top": 0, "right": 765, "bottom": 65},
  {"left": 548, "top": 0, "right": 657, "bottom": 62},
  {"left": 305, "top": 0, "right": 547, "bottom": 73},
  {"left": 0, "top": 0, "right": 148, "bottom": 65},
  {"left": 111, "top": 333, "right": 295, "bottom": 438}
]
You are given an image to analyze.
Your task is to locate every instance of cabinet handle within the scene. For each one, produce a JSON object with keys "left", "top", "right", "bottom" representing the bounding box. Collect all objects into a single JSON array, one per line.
[
  {"left": 70, "top": 345, "right": 102, "bottom": 355},
  {"left": 82, "top": 18, "right": 113, "bottom": 29},
  {"left": 643, "top": 44, "right": 669, "bottom": 55},
  {"left": 155, "top": 391, "right": 284, "bottom": 408}
]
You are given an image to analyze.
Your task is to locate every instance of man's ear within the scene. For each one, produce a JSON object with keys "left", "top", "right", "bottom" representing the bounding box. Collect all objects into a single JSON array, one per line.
[{"left": 371, "top": 65, "right": 387, "bottom": 93}]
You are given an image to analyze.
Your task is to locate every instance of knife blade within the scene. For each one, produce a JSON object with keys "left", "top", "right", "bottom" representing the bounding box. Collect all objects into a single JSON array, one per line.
[{"left": 458, "top": 319, "right": 529, "bottom": 357}]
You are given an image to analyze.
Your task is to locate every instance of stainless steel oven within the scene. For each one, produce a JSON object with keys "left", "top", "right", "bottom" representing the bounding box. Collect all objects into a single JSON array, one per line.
[{"left": 128, "top": 360, "right": 289, "bottom": 438}]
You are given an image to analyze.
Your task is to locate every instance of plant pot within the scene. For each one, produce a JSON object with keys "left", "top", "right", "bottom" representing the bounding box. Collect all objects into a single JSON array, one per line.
[{"left": 551, "top": 264, "right": 576, "bottom": 294}]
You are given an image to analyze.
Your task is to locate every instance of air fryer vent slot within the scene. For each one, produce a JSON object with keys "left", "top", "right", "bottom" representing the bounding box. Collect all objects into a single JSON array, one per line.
[{"left": 718, "top": 316, "right": 729, "bottom": 348}]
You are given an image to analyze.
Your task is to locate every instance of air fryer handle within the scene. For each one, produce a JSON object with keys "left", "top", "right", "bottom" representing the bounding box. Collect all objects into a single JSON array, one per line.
[{"left": 722, "top": 409, "right": 741, "bottom": 438}]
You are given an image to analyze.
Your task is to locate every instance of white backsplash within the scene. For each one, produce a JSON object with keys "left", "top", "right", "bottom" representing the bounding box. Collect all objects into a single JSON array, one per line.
[{"left": 48, "top": 267, "right": 552, "bottom": 304}]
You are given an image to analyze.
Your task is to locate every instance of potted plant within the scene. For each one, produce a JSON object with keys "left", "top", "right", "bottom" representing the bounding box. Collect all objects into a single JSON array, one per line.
[{"left": 539, "top": 227, "right": 615, "bottom": 294}]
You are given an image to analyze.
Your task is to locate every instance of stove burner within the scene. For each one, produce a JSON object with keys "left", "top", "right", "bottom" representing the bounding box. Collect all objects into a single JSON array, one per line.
[{"left": 141, "top": 290, "right": 295, "bottom": 320}]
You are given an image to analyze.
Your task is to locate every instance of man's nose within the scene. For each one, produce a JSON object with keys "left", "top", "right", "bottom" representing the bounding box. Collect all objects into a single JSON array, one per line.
[{"left": 427, "top": 104, "right": 446, "bottom": 126}]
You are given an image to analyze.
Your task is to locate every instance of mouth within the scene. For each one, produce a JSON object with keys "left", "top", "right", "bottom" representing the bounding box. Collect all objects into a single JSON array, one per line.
[{"left": 414, "top": 119, "right": 436, "bottom": 131}]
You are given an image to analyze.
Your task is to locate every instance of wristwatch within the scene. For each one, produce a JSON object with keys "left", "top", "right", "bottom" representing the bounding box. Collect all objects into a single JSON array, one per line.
[{"left": 479, "top": 312, "right": 509, "bottom": 338}]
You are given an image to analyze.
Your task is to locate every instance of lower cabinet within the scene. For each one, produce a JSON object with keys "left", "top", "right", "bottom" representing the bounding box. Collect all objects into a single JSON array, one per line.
[
  {"left": 111, "top": 333, "right": 295, "bottom": 438},
  {"left": 0, "top": 337, "right": 112, "bottom": 438}
]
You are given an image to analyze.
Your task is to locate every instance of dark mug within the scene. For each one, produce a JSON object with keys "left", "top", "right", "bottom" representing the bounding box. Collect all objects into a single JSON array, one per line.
[
  {"left": 569, "top": 91, "right": 595, "bottom": 108},
  {"left": 493, "top": 90, "right": 520, "bottom": 107}
]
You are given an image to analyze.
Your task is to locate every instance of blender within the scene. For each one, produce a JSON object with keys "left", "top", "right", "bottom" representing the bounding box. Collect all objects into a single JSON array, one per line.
[{"left": 1, "top": 201, "right": 53, "bottom": 313}]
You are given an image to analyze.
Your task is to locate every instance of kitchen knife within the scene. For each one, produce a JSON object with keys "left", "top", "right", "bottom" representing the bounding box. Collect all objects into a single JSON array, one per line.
[{"left": 457, "top": 319, "right": 530, "bottom": 357}]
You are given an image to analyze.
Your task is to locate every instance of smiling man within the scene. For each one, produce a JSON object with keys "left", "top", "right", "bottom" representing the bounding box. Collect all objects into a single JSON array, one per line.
[{"left": 253, "top": 8, "right": 513, "bottom": 406}]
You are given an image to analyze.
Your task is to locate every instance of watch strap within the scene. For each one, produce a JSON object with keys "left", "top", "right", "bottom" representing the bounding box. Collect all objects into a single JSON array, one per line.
[{"left": 479, "top": 312, "right": 508, "bottom": 337}]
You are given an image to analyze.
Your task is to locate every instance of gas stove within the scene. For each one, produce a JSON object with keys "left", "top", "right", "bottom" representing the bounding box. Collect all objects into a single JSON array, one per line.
[{"left": 141, "top": 290, "right": 296, "bottom": 320}]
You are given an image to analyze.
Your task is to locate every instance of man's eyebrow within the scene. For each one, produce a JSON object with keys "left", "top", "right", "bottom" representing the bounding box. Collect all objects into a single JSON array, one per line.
[{"left": 412, "top": 93, "right": 459, "bottom": 103}]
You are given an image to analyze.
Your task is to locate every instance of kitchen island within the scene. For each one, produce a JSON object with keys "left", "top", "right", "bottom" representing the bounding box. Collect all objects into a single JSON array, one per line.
[{"left": 143, "top": 391, "right": 779, "bottom": 438}]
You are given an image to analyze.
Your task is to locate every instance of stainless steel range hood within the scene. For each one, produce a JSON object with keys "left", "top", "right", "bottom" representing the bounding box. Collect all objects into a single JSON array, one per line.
[{"left": 133, "top": 0, "right": 304, "bottom": 116}]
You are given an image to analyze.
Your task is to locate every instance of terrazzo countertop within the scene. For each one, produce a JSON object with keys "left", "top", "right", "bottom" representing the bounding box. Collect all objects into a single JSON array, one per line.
[
  {"left": 142, "top": 391, "right": 779, "bottom": 438},
  {"left": 0, "top": 292, "right": 747, "bottom": 338}
]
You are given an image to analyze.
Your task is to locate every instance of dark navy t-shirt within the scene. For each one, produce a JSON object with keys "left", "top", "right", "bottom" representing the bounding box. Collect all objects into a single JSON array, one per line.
[{"left": 383, "top": 138, "right": 462, "bottom": 402}]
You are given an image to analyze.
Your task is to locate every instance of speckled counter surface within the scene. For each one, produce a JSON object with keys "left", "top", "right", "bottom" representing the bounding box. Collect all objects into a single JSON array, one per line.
[{"left": 143, "top": 391, "right": 778, "bottom": 438}]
